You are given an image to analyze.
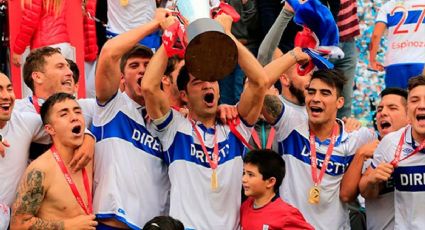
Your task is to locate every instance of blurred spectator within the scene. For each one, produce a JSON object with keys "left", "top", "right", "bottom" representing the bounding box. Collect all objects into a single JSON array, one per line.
[
  {"left": 106, "top": 0, "right": 160, "bottom": 50},
  {"left": 331, "top": 0, "right": 360, "bottom": 119},
  {"left": 83, "top": 0, "right": 98, "bottom": 98},
  {"left": 219, "top": 0, "right": 260, "bottom": 105},
  {"left": 12, "top": 0, "right": 74, "bottom": 97},
  {"left": 368, "top": 0, "right": 425, "bottom": 89}
]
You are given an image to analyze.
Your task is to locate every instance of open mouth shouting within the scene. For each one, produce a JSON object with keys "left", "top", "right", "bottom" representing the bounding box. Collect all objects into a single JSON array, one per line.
[
  {"left": 71, "top": 124, "right": 83, "bottom": 137},
  {"left": 309, "top": 106, "right": 324, "bottom": 117},
  {"left": 0, "top": 103, "right": 11, "bottom": 114},
  {"left": 417, "top": 113, "right": 425, "bottom": 126},
  {"left": 379, "top": 120, "right": 392, "bottom": 131},
  {"left": 203, "top": 92, "right": 215, "bottom": 108}
]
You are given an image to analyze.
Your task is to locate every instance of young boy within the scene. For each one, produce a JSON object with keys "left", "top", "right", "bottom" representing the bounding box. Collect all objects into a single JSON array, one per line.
[{"left": 241, "top": 149, "right": 313, "bottom": 230}]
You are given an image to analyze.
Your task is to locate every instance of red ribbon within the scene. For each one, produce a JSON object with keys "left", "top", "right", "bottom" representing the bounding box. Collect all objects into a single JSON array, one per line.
[
  {"left": 51, "top": 145, "right": 92, "bottom": 215},
  {"left": 309, "top": 123, "right": 338, "bottom": 186},
  {"left": 190, "top": 119, "right": 219, "bottom": 169},
  {"left": 32, "top": 95, "right": 41, "bottom": 114},
  {"left": 390, "top": 127, "right": 425, "bottom": 167}
]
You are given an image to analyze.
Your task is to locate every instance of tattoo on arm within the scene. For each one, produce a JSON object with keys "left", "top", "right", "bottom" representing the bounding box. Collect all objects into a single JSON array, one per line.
[
  {"left": 12, "top": 169, "right": 65, "bottom": 230},
  {"left": 263, "top": 95, "right": 283, "bottom": 123}
]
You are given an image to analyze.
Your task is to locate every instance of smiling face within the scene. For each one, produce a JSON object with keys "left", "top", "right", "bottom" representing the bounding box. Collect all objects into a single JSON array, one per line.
[
  {"left": 0, "top": 73, "right": 15, "bottom": 127},
  {"left": 35, "top": 53, "right": 74, "bottom": 97},
  {"left": 407, "top": 85, "right": 425, "bottom": 140},
  {"left": 376, "top": 94, "right": 408, "bottom": 137},
  {"left": 44, "top": 98, "right": 85, "bottom": 149},
  {"left": 305, "top": 78, "right": 344, "bottom": 127},
  {"left": 181, "top": 74, "right": 220, "bottom": 119}
]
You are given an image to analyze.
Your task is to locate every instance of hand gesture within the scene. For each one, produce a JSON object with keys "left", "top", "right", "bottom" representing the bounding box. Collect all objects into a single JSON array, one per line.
[
  {"left": 64, "top": 214, "right": 97, "bottom": 230},
  {"left": 369, "top": 162, "right": 394, "bottom": 184}
]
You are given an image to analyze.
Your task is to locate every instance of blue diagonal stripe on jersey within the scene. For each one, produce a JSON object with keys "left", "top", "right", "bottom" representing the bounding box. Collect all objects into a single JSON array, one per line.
[
  {"left": 164, "top": 131, "right": 246, "bottom": 168},
  {"left": 91, "top": 111, "right": 164, "bottom": 159},
  {"left": 278, "top": 130, "right": 354, "bottom": 176}
]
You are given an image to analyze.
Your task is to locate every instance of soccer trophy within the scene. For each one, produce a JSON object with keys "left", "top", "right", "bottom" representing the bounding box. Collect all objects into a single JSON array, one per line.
[{"left": 164, "top": 0, "right": 238, "bottom": 82}]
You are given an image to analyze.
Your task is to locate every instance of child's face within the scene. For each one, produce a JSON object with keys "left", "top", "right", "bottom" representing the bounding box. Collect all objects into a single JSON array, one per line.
[{"left": 242, "top": 163, "right": 271, "bottom": 198}]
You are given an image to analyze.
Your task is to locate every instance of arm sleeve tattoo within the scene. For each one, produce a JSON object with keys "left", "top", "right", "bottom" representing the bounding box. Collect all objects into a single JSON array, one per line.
[
  {"left": 12, "top": 169, "right": 65, "bottom": 230},
  {"left": 263, "top": 94, "right": 284, "bottom": 124}
]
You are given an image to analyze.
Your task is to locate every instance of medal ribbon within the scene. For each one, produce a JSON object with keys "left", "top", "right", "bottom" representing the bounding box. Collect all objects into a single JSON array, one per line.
[
  {"left": 32, "top": 95, "right": 41, "bottom": 114},
  {"left": 227, "top": 120, "right": 254, "bottom": 150},
  {"left": 390, "top": 127, "right": 425, "bottom": 167},
  {"left": 309, "top": 123, "right": 338, "bottom": 186},
  {"left": 51, "top": 145, "right": 92, "bottom": 214},
  {"left": 251, "top": 127, "right": 275, "bottom": 149},
  {"left": 190, "top": 119, "right": 219, "bottom": 170}
]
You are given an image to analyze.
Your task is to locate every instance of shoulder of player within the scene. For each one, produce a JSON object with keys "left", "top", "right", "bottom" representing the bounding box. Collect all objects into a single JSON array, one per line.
[{"left": 27, "top": 150, "right": 56, "bottom": 178}]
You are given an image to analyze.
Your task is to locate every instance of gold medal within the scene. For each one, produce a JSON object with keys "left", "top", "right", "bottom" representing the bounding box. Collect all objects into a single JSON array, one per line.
[
  {"left": 120, "top": 0, "right": 128, "bottom": 6},
  {"left": 211, "top": 170, "right": 218, "bottom": 191},
  {"left": 308, "top": 186, "right": 320, "bottom": 204}
]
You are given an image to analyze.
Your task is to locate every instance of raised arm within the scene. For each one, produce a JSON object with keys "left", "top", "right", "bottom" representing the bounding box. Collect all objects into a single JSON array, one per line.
[
  {"left": 216, "top": 14, "right": 268, "bottom": 125},
  {"left": 368, "top": 22, "right": 386, "bottom": 72},
  {"left": 95, "top": 9, "right": 168, "bottom": 104},
  {"left": 141, "top": 44, "right": 170, "bottom": 119},
  {"left": 257, "top": 4, "right": 294, "bottom": 66},
  {"left": 264, "top": 47, "right": 309, "bottom": 88}
]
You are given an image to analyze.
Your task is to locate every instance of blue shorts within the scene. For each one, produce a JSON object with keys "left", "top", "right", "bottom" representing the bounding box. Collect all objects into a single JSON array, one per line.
[
  {"left": 106, "top": 30, "right": 161, "bottom": 51},
  {"left": 385, "top": 63, "right": 424, "bottom": 89}
]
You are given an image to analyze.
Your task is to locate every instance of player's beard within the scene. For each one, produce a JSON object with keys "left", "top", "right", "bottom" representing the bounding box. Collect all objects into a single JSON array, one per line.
[{"left": 289, "top": 82, "right": 305, "bottom": 105}]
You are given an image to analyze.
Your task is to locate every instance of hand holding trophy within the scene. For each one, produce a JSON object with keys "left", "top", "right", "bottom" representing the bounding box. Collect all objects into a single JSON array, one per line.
[{"left": 161, "top": 0, "right": 240, "bottom": 82}]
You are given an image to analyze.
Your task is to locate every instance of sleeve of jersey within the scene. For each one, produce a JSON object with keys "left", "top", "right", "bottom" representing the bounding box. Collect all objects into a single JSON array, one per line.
[
  {"left": 25, "top": 113, "right": 50, "bottom": 145},
  {"left": 272, "top": 102, "right": 299, "bottom": 140},
  {"left": 151, "top": 109, "right": 184, "bottom": 151},
  {"left": 357, "top": 127, "right": 378, "bottom": 147},
  {"left": 370, "top": 137, "right": 392, "bottom": 169},
  {"left": 78, "top": 98, "right": 96, "bottom": 128},
  {"left": 375, "top": 3, "right": 389, "bottom": 24},
  {"left": 91, "top": 92, "right": 123, "bottom": 141},
  {"left": 236, "top": 116, "right": 255, "bottom": 141}
]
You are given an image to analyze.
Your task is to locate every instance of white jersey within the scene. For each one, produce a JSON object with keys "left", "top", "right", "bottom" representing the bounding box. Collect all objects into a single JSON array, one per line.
[
  {"left": 107, "top": 0, "right": 156, "bottom": 34},
  {"left": 279, "top": 95, "right": 307, "bottom": 118},
  {"left": 376, "top": 0, "right": 425, "bottom": 66},
  {"left": 371, "top": 125, "right": 425, "bottom": 229},
  {"left": 91, "top": 92, "right": 170, "bottom": 229},
  {"left": 0, "top": 111, "right": 46, "bottom": 206},
  {"left": 364, "top": 160, "right": 395, "bottom": 230},
  {"left": 15, "top": 97, "right": 95, "bottom": 127},
  {"left": 152, "top": 109, "right": 252, "bottom": 230},
  {"left": 274, "top": 105, "right": 376, "bottom": 230}
]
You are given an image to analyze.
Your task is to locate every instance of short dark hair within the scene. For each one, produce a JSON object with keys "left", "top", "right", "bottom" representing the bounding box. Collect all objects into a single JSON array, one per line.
[
  {"left": 40, "top": 93, "right": 75, "bottom": 125},
  {"left": 143, "top": 216, "right": 184, "bottom": 230},
  {"left": 160, "top": 56, "right": 183, "bottom": 90},
  {"left": 177, "top": 64, "right": 190, "bottom": 91},
  {"left": 310, "top": 69, "right": 347, "bottom": 97},
  {"left": 243, "top": 149, "right": 286, "bottom": 192},
  {"left": 23, "top": 47, "right": 62, "bottom": 91},
  {"left": 119, "top": 45, "right": 153, "bottom": 74},
  {"left": 408, "top": 75, "right": 425, "bottom": 91},
  {"left": 66, "top": 59, "right": 79, "bottom": 84},
  {"left": 380, "top": 87, "right": 408, "bottom": 100}
]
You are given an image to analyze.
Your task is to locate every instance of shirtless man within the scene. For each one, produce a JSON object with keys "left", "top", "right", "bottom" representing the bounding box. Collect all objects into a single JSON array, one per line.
[{"left": 10, "top": 93, "right": 97, "bottom": 229}]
